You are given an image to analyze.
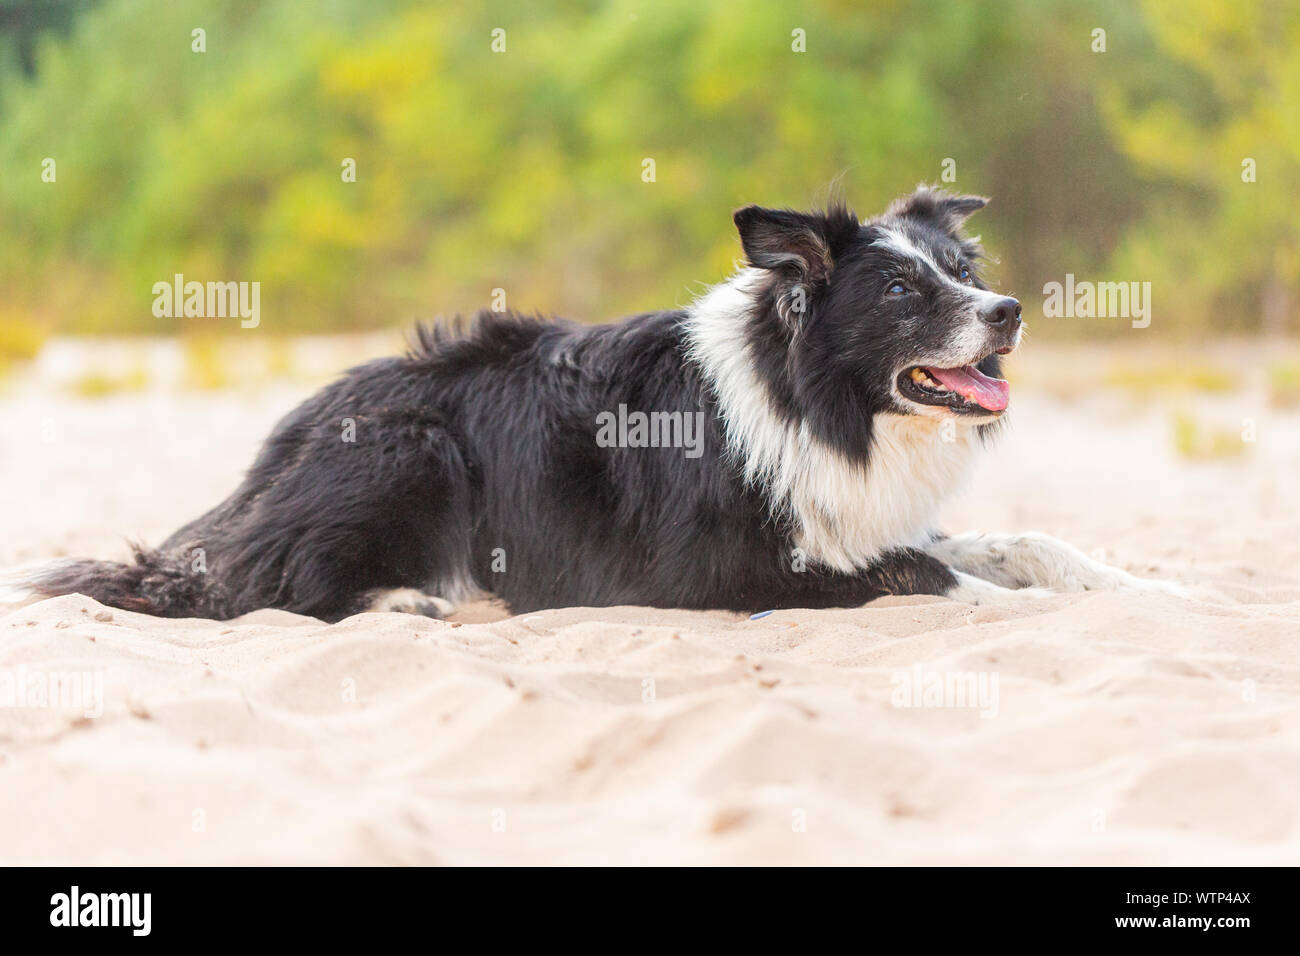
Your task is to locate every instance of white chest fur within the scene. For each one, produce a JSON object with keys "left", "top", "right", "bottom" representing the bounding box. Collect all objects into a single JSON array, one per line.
[
  {"left": 784, "top": 414, "right": 980, "bottom": 571},
  {"left": 684, "top": 271, "right": 982, "bottom": 573}
]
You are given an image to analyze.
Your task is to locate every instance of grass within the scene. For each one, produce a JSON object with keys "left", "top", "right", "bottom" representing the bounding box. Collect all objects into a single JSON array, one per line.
[
  {"left": 266, "top": 336, "right": 294, "bottom": 379},
  {"left": 1105, "top": 361, "right": 1239, "bottom": 396},
  {"left": 69, "top": 367, "right": 151, "bottom": 397},
  {"left": 181, "top": 336, "right": 234, "bottom": 390},
  {"left": 1171, "top": 411, "right": 1248, "bottom": 460},
  {"left": 1268, "top": 362, "right": 1300, "bottom": 408},
  {"left": 0, "top": 315, "right": 47, "bottom": 377}
]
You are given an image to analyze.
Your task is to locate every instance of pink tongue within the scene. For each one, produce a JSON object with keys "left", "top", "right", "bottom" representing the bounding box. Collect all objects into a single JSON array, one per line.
[{"left": 923, "top": 365, "right": 1010, "bottom": 411}]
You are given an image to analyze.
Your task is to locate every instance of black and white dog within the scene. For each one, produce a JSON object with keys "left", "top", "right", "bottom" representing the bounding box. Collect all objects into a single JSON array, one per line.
[{"left": 26, "top": 187, "right": 1177, "bottom": 621}]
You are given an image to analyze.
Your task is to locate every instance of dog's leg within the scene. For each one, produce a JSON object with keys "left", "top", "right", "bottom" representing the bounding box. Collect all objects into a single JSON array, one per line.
[
  {"left": 361, "top": 588, "right": 455, "bottom": 618},
  {"left": 928, "top": 532, "right": 1183, "bottom": 595},
  {"left": 943, "top": 570, "right": 1056, "bottom": 604},
  {"left": 782, "top": 547, "right": 1053, "bottom": 608},
  {"left": 175, "top": 404, "right": 478, "bottom": 623}
]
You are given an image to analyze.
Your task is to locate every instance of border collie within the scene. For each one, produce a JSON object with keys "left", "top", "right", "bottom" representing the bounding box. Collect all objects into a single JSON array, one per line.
[{"left": 24, "top": 187, "right": 1178, "bottom": 621}]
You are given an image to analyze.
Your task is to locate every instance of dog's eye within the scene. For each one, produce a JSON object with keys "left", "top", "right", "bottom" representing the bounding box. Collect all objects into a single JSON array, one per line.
[
  {"left": 886, "top": 281, "right": 908, "bottom": 296},
  {"left": 959, "top": 266, "right": 972, "bottom": 283}
]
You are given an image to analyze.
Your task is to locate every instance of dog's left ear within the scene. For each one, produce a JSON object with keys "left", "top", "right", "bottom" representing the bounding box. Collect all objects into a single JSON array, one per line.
[
  {"left": 888, "top": 186, "right": 988, "bottom": 234},
  {"left": 733, "top": 205, "right": 858, "bottom": 284}
]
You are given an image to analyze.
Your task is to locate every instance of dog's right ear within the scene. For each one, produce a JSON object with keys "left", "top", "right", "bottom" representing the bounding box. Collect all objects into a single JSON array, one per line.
[
  {"left": 888, "top": 186, "right": 988, "bottom": 235},
  {"left": 733, "top": 205, "right": 858, "bottom": 284}
]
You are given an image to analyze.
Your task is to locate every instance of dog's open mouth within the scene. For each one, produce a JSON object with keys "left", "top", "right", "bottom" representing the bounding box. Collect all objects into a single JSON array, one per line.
[{"left": 897, "top": 363, "right": 1010, "bottom": 414}]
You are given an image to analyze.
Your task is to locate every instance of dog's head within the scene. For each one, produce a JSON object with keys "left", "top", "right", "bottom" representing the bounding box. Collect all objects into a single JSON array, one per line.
[{"left": 734, "top": 186, "right": 1022, "bottom": 427}]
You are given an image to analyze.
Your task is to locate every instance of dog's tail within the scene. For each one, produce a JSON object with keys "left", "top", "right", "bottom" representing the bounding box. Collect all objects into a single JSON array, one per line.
[{"left": 9, "top": 545, "right": 224, "bottom": 619}]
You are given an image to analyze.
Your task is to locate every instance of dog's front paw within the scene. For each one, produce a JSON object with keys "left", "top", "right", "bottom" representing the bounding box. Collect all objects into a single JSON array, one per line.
[
  {"left": 363, "top": 588, "right": 454, "bottom": 618},
  {"left": 947, "top": 572, "right": 1055, "bottom": 606},
  {"left": 1110, "top": 574, "right": 1189, "bottom": 598},
  {"left": 1068, "top": 566, "right": 1188, "bottom": 597}
]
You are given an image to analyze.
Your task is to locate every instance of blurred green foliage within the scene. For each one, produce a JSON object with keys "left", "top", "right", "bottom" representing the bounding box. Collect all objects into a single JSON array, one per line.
[
  {"left": 1171, "top": 409, "right": 1248, "bottom": 460},
  {"left": 0, "top": 0, "right": 1295, "bottom": 336}
]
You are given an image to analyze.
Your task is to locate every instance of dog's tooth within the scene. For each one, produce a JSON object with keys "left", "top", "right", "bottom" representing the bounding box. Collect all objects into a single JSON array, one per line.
[{"left": 910, "top": 368, "right": 926, "bottom": 383}]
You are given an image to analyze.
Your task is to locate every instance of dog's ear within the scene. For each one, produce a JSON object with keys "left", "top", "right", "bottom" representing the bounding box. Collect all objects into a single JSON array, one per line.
[
  {"left": 733, "top": 205, "right": 858, "bottom": 284},
  {"left": 888, "top": 186, "right": 988, "bottom": 234}
]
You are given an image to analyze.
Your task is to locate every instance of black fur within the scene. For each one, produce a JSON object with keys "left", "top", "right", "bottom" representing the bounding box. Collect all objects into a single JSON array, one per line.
[{"left": 32, "top": 188, "right": 1022, "bottom": 621}]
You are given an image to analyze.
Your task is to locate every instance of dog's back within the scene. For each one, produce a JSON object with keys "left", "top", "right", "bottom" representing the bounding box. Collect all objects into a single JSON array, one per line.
[{"left": 27, "top": 309, "right": 778, "bottom": 619}]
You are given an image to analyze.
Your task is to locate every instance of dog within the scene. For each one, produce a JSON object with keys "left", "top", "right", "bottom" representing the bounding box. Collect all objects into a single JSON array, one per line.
[{"left": 23, "top": 187, "right": 1178, "bottom": 621}]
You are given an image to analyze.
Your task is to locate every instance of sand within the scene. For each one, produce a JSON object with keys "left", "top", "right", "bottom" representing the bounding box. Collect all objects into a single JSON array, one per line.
[{"left": 2, "top": 348, "right": 1299, "bottom": 865}]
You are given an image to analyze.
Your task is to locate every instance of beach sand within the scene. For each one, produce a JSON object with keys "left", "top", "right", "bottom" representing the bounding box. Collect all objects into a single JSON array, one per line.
[{"left": 2, "top": 346, "right": 1298, "bottom": 865}]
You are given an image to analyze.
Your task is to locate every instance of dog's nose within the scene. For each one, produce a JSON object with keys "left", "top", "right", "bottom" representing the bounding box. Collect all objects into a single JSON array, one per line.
[{"left": 979, "top": 296, "right": 1021, "bottom": 328}]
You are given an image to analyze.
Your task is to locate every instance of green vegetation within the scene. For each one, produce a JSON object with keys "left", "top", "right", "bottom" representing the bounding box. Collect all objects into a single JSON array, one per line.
[
  {"left": 0, "top": 313, "right": 46, "bottom": 372},
  {"left": 1268, "top": 362, "right": 1300, "bottom": 408},
  {"left": 68, "top": 365, "right": 149, "bottom": 396},
  {"left": 0, "top": 0, "right": 1295, "bottom": 336},
  {"left": 1104, "top": 362, "right": 1239, "bottom": 396},
  {"left": 181, "top": 335, "right": 233, "bottom": 390},
  {"left": 1171, "top": 411, "right": 1249, "bottom": 460}
]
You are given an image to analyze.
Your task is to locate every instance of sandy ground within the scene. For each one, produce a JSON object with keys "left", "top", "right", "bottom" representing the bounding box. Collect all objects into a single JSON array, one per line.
[{"left": 1, "top": 345, "right": 1298, "bottom": 865}]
